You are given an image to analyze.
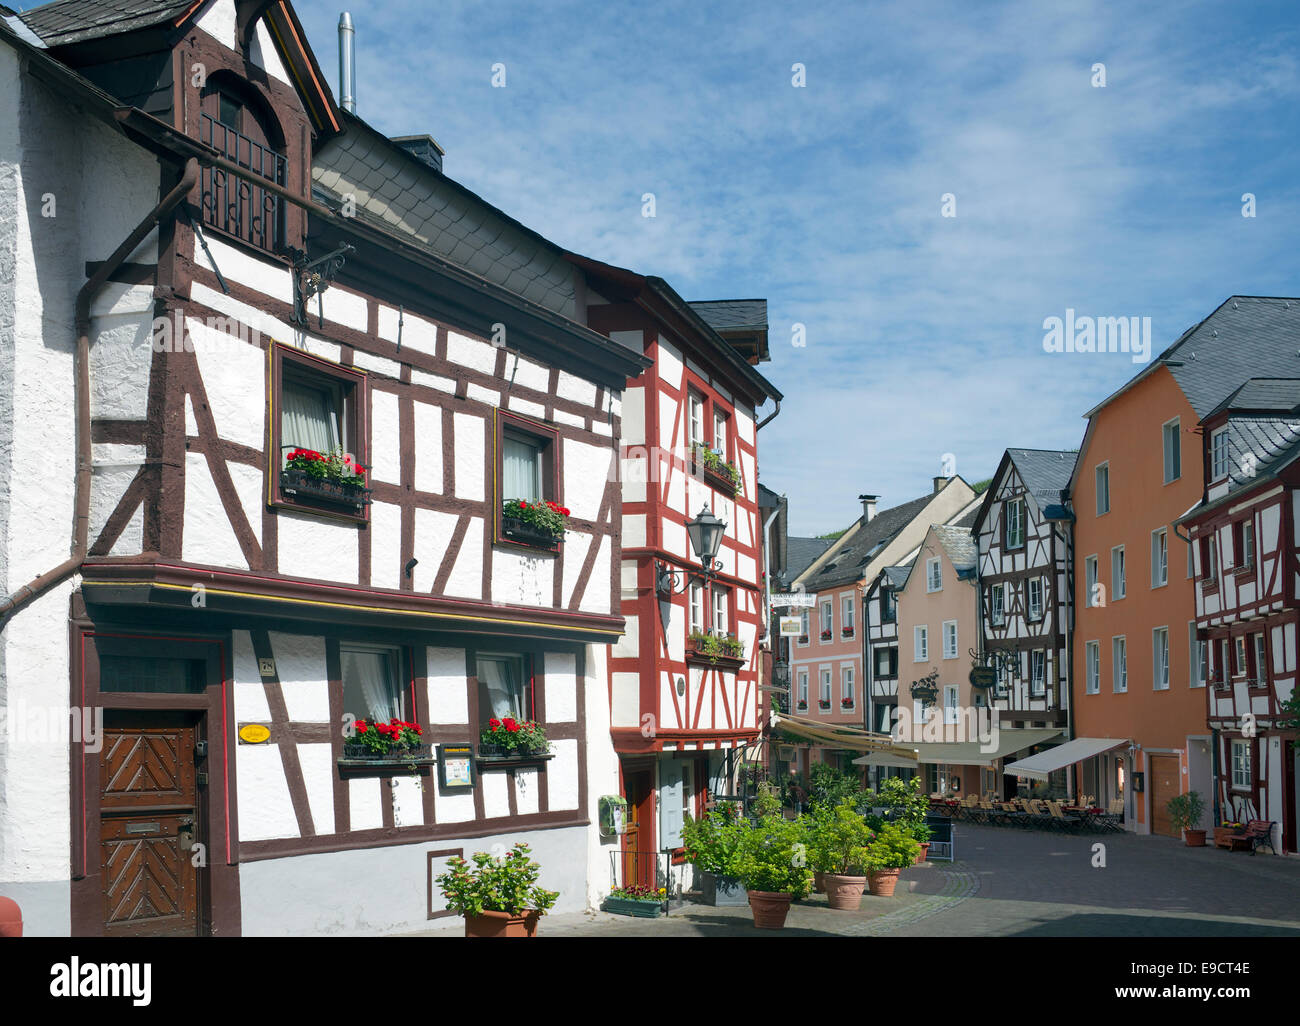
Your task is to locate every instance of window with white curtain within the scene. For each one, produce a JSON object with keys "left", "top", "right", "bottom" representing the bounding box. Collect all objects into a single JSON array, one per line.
[
  {"left": 282, "top": 376, "right": 342, "bottom": 464},
  {"left": 712, "top": 587, "right": 729, "bottom": 636},
  {"left": 689, "top": 393, "right": 705, "bottom": 448},
  {"left": 341, "top": 644, "right": 403, "bottom": 722},
  {"left": 476, "top": 653, "right": 530, "bottom": 720},
  {"left": 502, "top": 431, "right": 544, "bottom": 502},
  {"left": 713, "top": 410, "right": 727, "bottom": 453}
]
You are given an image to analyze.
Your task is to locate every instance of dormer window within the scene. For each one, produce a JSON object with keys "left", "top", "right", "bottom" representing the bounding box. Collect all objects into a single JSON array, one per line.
[{"left": 199, "top": 76, "right": 287, "bottom": 253}]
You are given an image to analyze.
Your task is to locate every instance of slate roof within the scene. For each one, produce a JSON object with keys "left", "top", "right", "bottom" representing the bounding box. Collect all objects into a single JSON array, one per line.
[
  {"left": 1007, "top": 448, "right": 1075, "bottom": 520},
  {"left": 1085, "top": 296, "right": 1300, "bottom": 420},
  {"left": 931, "top": 523, "right": 978, "bottom": 574},
  {"left": 801, "top": 493, "right": 934, "bottom": 591},
  {"left": 312, "top": 112, "right": 579, "bottom": 319},
  {"left": 1218, "top": 416, "right": 1300, "bottom": 493},
  {"left": 689, "top": 299, "right": 768, "bottom": 333},
  {"left": 787, "top": 537, "right": 833, "bottom": 581},
  {"left": 21, "top": 0, "right": 192, "bottom": 46},
  {"left": 881, "top": 564, "right": 911, "bottom": 590},
  {"left": 1212, "top": 377, "right": 1300, "bottom": 416}
]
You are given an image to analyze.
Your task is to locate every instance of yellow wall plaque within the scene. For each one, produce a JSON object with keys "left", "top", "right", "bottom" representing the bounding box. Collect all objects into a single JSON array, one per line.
[{"left": 239, "top": 723, "right": 271, "bottom": 744}]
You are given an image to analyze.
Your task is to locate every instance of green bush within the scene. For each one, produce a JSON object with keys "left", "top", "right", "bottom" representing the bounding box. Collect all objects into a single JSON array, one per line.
[
  {"left": 435, "top": 842, "right": 559, "bottom": 917},
  {"left": 864, "top": 822, "right": 921, "bottom": 871},
  {"left": 872, "top": 776, "right": 931, "bottom": 829},
  {"left": 804, "top": 801, "right": 874, "bottom": 875},
  {"left": 808, "top": 762, "right": 864, "bottom": 810},
  {"left": 681, "top": 812, "right": 744, "bottom": 877},
  {"left": 733, "top": 813, "right": 814, "bottom": 896}
]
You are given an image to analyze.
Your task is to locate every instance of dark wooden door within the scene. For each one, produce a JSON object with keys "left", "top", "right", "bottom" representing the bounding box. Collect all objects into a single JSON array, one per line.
[
  {"left": 1148, "top": 755, "right": 1180, "bottom": 838},
  {"left": 621, "top": 769, "right": 655, "bottom": 890},
  {"left": 100, "top": 714, "right": 199, "bottom": 937}
]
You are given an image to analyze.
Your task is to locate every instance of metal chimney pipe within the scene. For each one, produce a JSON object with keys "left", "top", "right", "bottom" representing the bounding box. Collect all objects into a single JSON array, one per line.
[{"left": 338, "top": 12, "right": 355, "bottom": 114}]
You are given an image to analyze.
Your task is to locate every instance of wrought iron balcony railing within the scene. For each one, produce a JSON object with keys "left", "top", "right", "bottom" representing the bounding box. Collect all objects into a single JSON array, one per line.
[{"left": 199, "top": 113, "right": 288, "bottom": 253}]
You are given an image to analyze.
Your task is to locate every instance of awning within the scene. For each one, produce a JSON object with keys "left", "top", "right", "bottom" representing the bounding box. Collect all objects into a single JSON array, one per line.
[
  {"left": 874, "top": 728, "right": 1063, "bottom": 768},
  {"left": 1003, "top": 737, "right": 1129, "bottom": 781},
  {"left": 771, "top": 713, "right": 919, "bottom": 759},
  {"left": 853, "top": 751, "right": 920, "bottom": 769}
]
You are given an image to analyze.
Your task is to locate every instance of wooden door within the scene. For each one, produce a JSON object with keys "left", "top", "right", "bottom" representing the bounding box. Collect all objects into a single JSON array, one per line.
[
  {"left": 1148, "top": 754, "right": 1180, "bottom": 838},
  {"left": 621, "top": 769, "right": 655, "bottom": 890},
  {"left": 100, "top": 713, "right": 200, "bottom": 937}
]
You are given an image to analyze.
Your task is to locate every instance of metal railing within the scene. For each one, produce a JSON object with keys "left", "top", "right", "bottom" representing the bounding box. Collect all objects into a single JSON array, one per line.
[{"left": 199, "top": 113, "right": 288, "bottom": 253}]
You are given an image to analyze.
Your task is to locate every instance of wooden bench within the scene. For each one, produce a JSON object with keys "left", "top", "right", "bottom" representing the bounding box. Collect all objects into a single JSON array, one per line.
[{"left": 1227, "top": 820, "right": 1276, "bottom": 855}]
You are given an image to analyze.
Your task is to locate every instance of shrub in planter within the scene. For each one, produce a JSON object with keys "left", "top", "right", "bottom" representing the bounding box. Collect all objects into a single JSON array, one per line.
[
  {"left": 682, "top": 811, "right": 747, "bottom": 905},
  {"left": 435, "top": 842, "right": 559, "bottom": 937},
  {"left": 806, "top": 802, "right": 875, "bottom": 910},
  {"left": 480, "top": 716, "right": 549, "bottom": 755},
  {"left": 734, "top": 813, "right": 813, "bottom": 929},
  {"left": 1167, "top": 791, "right": 1207, "bottom": 847},
  {"left": 864, "top": 823, "right": 920, "bottom": 897},
  {"left": 910, "top": 821, "right": 933, "bottom": 863}
]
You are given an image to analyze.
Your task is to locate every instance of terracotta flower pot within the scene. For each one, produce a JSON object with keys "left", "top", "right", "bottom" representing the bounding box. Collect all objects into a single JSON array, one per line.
[
  {"left": 867, "top": 868, "right": 902, "bottom": 898},
  {"left": 748, "top": 890, "right": 794, "bottom": 929},
  {"left": 823, "top": 873, "right": 867, "bottom": 911},
  {"left": 813, "top": 871, "right": 825, "bottom": 893},
  {"left": 1184, "top": 829, "right": 1207, "bottom": 848},
  {"left": 915, "top": 842, "right": 931, "bottom": 864},
  {"left": 463, "top": 909, "right": 541, "bottom": 938}
]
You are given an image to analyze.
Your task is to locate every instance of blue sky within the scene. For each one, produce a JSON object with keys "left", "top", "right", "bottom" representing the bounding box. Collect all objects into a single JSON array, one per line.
[{"left": 296, "top": 0, "right": 1300, "bottom": 535}]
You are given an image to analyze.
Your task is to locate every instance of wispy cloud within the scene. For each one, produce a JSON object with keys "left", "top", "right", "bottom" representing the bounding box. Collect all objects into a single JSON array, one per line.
[{"left": 301, "top": 0, "right": 1300, "bottom": 533}]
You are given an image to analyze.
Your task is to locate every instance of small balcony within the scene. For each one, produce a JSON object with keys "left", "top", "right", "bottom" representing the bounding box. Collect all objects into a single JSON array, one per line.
[
  {"left": 686, "top": 630, "right": 745, "bottom": 667},
  {"left": 199, "top": 112, "right": 287, "bottom": 254}
]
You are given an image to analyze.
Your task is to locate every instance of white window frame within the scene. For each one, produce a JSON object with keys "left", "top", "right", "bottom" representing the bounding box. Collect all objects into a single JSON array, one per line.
[
  {"left": 1231, "top": 739, "right": 1251, "bottom": 790},
  {"left": 1211, "top": 427, "right": 1230, "bottom": 481},
  {"left": 1027, "top": 577, "right": 1043, "bottom": 621},
  {"left": 689, "top": 581, "right": 704, "bottom": 633},
  {"left": 1163, "top": 417, "right": 1181, "bottom": 484},
  {"left": 1112, "top": 636, "right": 1127, "bottom": 693},
  {"left": 1234, "top": 636, "right": 1247, "bottom": 678},
  {"left": 1085, "top": 641, "right": 1100, "bottom": 695},
  {"left": 1241, "top": 521, "right": 1255, "bottom": 569},
  {"left": 820, "top": 600, "right": 833, "bottom": 641},
  {"left": 1153, "top": 626, "right": 1170, "bottom": 691},
  {"left": 914, "top": 625, "right": 929, "bottom": 662},
  {"left": 712, "top": 586, "right": 728, "bottom": 636},
  {"left": 1085, "top": 555, "right": 1099, "bottom": 607},
  {"left": 942, "top": 620, "right": 959, "bottom": 659},
  {"left": 1030, "top": 650, "right": 1046, "bottom": 696},
  {"left": 1205, "top": 535, "right": 1218, "bottom": 581},
  {"left": 712, "top": 409, "right": 727, "bottom": 454},
  {"left": 926, "top": 557, "right": 942, "bottom": 593},
  {"left": 1006, "top": 499, "right": 1025, "bottom": 549},
  {"left": 797, "top": 670, "right": 809, "bottom": 706},
  {"left": 841, "top": 665, "right": 854, "bottom": 704},
  {"left": 1095, "top": 463, "right": 1110, "bottom": 516},
  {"left": 799, "top": 608, "right": 810, "bottom": 641},
  {"left": 820, "top": 668, "right": 832, "bottom": 706},
  {"left": 943, "top": 684, "right": 959, "bottom": 724},
  {"left": 1151, "top": 528, "right": 1168, "bottom": 588},
  {"left": 1111, "top": 545, "right": 1125, "bottom": 600},
  {"left": 990, "top": 583, "right": 1004, "bottom": 626},
  {"left": 1253, "top": 633, "right": 1267, "bottom": 686},
  {"left": 688, "top": 393, "right": 705, "bottom": 448},
  {"left": 1190, "top": 622, "right": 1206, "bottom": 690},
  {"left": 841, "top": 594, "right": 854, "bottom": 636}
]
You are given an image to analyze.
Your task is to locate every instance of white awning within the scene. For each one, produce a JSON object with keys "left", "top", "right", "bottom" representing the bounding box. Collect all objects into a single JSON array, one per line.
[
  {"left": 852, "top": 751, "right": 921, "bottom": 769},
  {"left": 856, "top": 728, "right": 1061, "bottom": 768},
  {"left": 1003, "top": 737, "right": 1129, "bottom": 781}
]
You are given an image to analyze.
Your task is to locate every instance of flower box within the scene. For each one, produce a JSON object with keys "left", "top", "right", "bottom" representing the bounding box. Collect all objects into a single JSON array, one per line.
[
  {"left": 841, "top": 628, "right": 854, "bottom": 637},
  {"left": 686, "top": 631, "right": 745, "bottom": 665},
  {"left": 689, "top": 444, "right": 740, "bottom": 494},
  {"left": 797, "top": 635, "right": 809, "bottom": 645},
  {"left": 796, "top": 702, "right": 807, "bottom": 710},
  {"left": 840, "top": 699, "right": 854, "bottom": 709},
  {"left": 339, "top": 719, "right": 430, "bottom": 766},
  {"left": 280, "top": 467, "right": 371, "bottom": 510},
  {"left": 1214, "top": 825, "right": 1245, "bottom": 849},
  {"left": 500, "top": 515, "right": 561, "bottom": 551},
  {"left": 601, "top": 896, "right": 663, "bottom": 918},
  {"left": 820, "top": 630, "right": 832, "bottom": 641},
  {"left": 818, "top": 700, "right": 831, "bottom": 710}
]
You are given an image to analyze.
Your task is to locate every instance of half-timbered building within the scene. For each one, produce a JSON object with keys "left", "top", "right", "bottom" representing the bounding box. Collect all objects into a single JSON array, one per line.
[
  {"left": 973, "top": 449, "right": 1075, "bottom": 797},
  {"left": 568, "top": 259, "right": 781, "bottom": 887},
  {"left": 1179, "top": 378, "right": 1300, "bottom": 854},
  {"left": 0, "top": 0, "right": 652, "bottom": 935}
]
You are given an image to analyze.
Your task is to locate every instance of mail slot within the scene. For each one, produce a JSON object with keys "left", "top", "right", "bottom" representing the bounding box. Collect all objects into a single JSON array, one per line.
[{"left": 124, "top": 821, "right": 161, "bottom": 835}]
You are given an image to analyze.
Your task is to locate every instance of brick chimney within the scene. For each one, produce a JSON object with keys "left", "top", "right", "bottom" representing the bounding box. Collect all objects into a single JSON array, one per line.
[
  {"left": 933, "top": 476, "right": 949, "bottom": 494},
  {"left": 858, "top": 494, "right": 878, "bottom": 522}
]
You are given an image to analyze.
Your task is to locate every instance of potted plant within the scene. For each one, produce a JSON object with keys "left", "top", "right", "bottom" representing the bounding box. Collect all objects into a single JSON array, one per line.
[
  {"left": 500, "top": 498, "right": 568, "bottom": 549},
  {"left": 809, "top": 802, "right": 875, "bottom": 911},
  {"left": 435, "top": 842, "right": 559, "bottom": 937},
  {"left": 840, "top": 696, "right": 854, "bottom": 709},
  {"left": 682, "top": 811, "right": 747, "bottom": 906},
  {"left": 686, "top": 630, "right": 745, "bottom": 663},
  {"left": 479, "top": 716, "right": 549, "bottom": 757},
  {"left": 864, "top": 823, "right": 920, "bottom": 897},
  {"left": 818, "top": 699, "right": 831, "bottom": 710},
  {"left": 281, "top": 447, "right": 371, "bottom": 508},
  {"left": 820, "top": 629, "right": 833, "bottom": 641},
  {"left": 602, "top": 884, "right": 667, "bottom": 918},
  {"left": 911, "top": 821, "right": 933, "bottom": 863},
  {"left": 733, "top": 810, "right": 813, "bottom": 929},
  {"left": 1214, "top": 820, "right": 1246, "bottom": 848},
  {"left": 1167, "top": 791, "right": 1207, "bottom": 847}
]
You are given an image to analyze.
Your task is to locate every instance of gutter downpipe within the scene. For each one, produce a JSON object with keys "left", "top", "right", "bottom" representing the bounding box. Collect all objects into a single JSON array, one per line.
[
  {"left": 756, "top": 398, "right": 780, "bottom": 431},
  {"left": 0, "top": 158, "right": 199, "bottom": 626}
]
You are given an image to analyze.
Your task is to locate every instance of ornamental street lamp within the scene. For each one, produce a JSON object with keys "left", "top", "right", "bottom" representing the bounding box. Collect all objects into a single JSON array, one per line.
[{"left": 656, "top": 505, "right": 728, "bottom": 595}]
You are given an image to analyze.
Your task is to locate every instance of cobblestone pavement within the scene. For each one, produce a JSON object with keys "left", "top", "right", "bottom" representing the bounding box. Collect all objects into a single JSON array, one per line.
[{"left": 402, "top": 824, "right": 1300, "bottom": 937}]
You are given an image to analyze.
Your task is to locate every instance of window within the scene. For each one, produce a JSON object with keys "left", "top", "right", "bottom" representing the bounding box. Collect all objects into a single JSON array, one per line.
[
  {"left": 842, "top": 666, "right": 855, "bottom": 703},
  {"left": 880, "top": 588, "right": 896, "bottom": 623},
  {"left": 688, "top": 393, "right": 705, "bottom": 448},
  {"left": 1153, "top": 627, "right": 1170, "bottom": 690},
  {"left": 1211, "top": 428, "right": 1230, "bottom": 480},
  {"left": 712, "top": 587, "right": 730, "bottom": 636},
  {"left": 1190, "top": 623, "right": 1206, "bottom": 689},
  {"left": 820, "top": 669, "right": 832, "bottom": 704},
  {"left": 797, "top": 671, "right": 808, "bottom": 706},
  {"left": 943, "top": 685, "right": 959, "bottom": 724},
  {"left": 1252, "top": 633, "right": 1267, "bottom": 686},
  {"left": 503, "top": 431, "right": 544, "bottom": 502},
  {"left": 1111, "top": 546, "right": 1126, "bottom": 600},
  {"left": 1095, "top": 463, "right": 1110, "bottom": 515},
  {"left": 1005, "top": 499, "right": 1025, "bottom": 549},
  {"left": 875, "top": 646, "right": 898, "bottom": 679},
  {"left": 1112, "top": 637, "right": 1127, "bottom": 693},
  {"left": 1031, "top": 650, "right": 1046, "bottom": 695},
  {"left": 820, "top": 600, "right": 833, "bottom": 639},
  {"left": 689, "top": 582, "right": 704, "bottom": 633},
  {"left": 1151, "top": 528, "right": 1168, "bottom": 588},
  {"left": 942, "top": 620, "right": 959, "bottom": 659},
  {"left": 926, "top": 557, "right": 942, "bottom": 592},
  {"left": 914, "top": 625, "right": 929, "bottom": 662},
  {"left": 476, "top": 652, "right": 531, "bottom": 721},
  {"left": 495, "top": 411, "right": 560, "bottom": 547},
  {"left": 799, "top": 608, "right": 810, "bottom": 641},
  {"left": 272, "top": 344, "right": 367, "bottom": 518},
  {"left": 1085, "top": 555, "right": 1099, "bottom": 607},
  {"left": 1215, "top": 638, "right": 1229, "bottom": 687},
  {"left": 199, "top": 76, "right": 287, "bottom": 252},
  {"left": 1234, "top": 636, "right": 1247, "bottom": 678},
  {"left": 1162, "top": 418, "right": 1181, "bottom": 483},
  {"left": 841, "top": 595, "right": 854, "bottom": 635},
  {"left": 990, "top": 584, "right": 1005, "bottom": 626},
  {"left": 1231, "top": 740, "right": 1252, "bottom": 790},
  {"left": 1085, "top": 641, "right": 1100, "bottom": 694},
  {"left": 713, "top": 410, "right": 727, "bottom": 454},
  {"left": 342, "top": 644, "right": 406, "bottom": 722},
  {"left": 1239, "top": 521, "right": 1255, "bottom": 570},
  {"left": 1202, "top": 535, "right": 1218, "bottom": 581},
  {"left": 1027, "top": 577, "right": 1043, "bottom": 621}
]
